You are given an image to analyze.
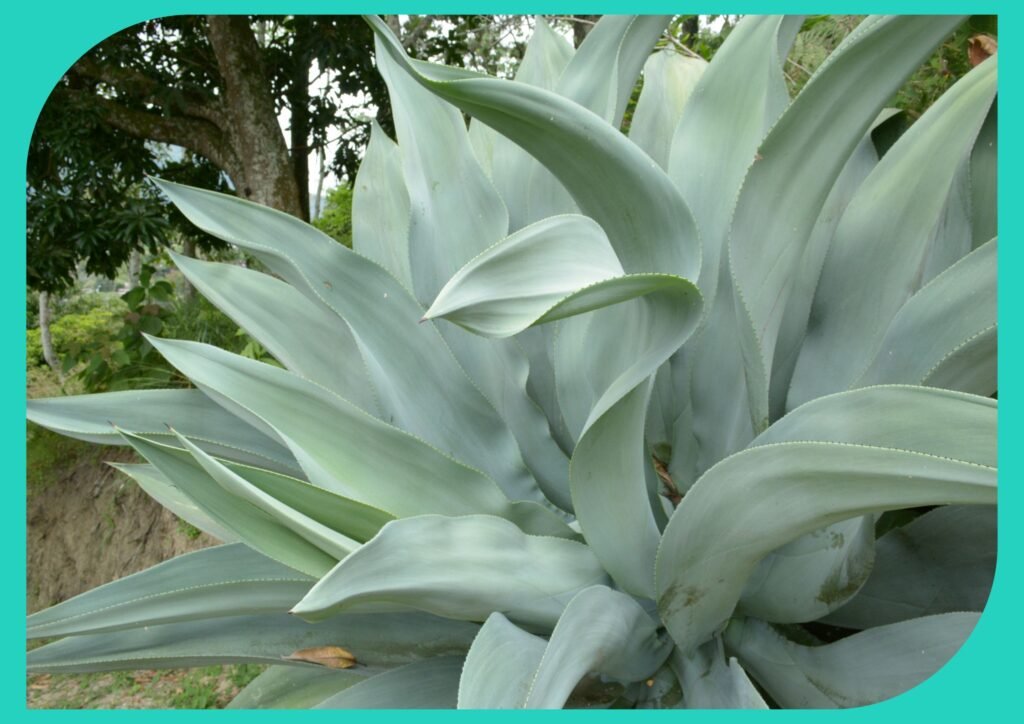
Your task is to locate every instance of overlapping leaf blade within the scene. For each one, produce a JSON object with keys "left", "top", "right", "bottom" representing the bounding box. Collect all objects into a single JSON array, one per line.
[
  {"left": 27, "top": 544, "right": 312, "bottom": 639},
  {"left": 27, "top": 612, "right": 479, "bottom": 674},
  {"left": 724, "top": 613, "right": 980, "bottom": 708},
  {"left": 153, "top": 179, "right": 545, "bottom": 507},
  {"left": 291, "top": 515, "right": 607, "bottom": 629},
  {"left": 144, "top": 336, "right": 570, "bottom": 538},
  {"left": 730, "top": 15, "right": 967, "bottom": 430},
  {"left": 656, "top": 440, "right": 995, "bottom": 652},
  {"left": 315, "top": 657, "right": 464, "bottom": 709},
  {"left": 787, "top": 52, "right": 995, "bottom": 409},
  {"left": 229, "top": 666, "right": 368, "bottom": 709},
  {"left": 169, "top": 252, "right": 380, "bottom": 415},
  {"left": 824, "top": 505, "right": 995, "bottom": 628},
  {"left": 27, "top": 389, "right": 299, "bottom": 474}
]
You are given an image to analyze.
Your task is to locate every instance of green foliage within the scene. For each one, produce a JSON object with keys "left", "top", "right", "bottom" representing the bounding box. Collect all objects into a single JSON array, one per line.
[
  {"left": 27, "top": 304, "right": 124, "bottom": 370},
  {"left": 312, "top": 186, "right": 354, "bottom": 246},
  {"left": 27, "top": 15, "right": 996, "bottom": 710},
  {"left": 894, "top": 16, "right": 996, "bottom": 119}
]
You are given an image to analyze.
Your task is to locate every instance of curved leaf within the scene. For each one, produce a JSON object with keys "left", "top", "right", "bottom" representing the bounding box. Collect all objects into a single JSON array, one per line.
[
  {"left": 120, "top": 431, "right": 341, "bottom": 578},
  {"left": 523, "top": 585, "right": 672, "bottom": 708},
  {"left": 671, "top": 639, "right": 767, "bottom": 709},
  {"left": 458, "top": 586, "right": 672, "bottom": 709},
  {"left": 291, "top": 515, "right": 608, "bottom": 630},
  {"left": 655, "top": 441, "right": 995, "bottom": 653},
  {"left": 556, "top": 15, "right": 670, "bottom": 128},
  {"left": 229, "top": 666, "right": 368, "bottom": 709},
  {"left": 458, "top": 613, "right": 547, "bottom": 709},
  {"left": 789, "top": 53, "right": 995, "bottom": 408},
  {"left": 730, "top": 16, "right": 968, "bottom": 430},
  {"left": 725, "top": 613, "right": 980, "bottom": 708},
  {"left": 27, "top": 544, "right": 311, "bottom": 639},
  {"left": 366, "top": 15, "right": 700, "bottom": 281},
  {"left": 170, "top": 252, "right": 380, "bottom": 415},
  {"left": 422, "top": 212, "right": 701, "bottom": 596},
  {"left": 352, "top": 120, "right": 413, "bottom": 289},
  {"left": 425, "top": 214, "right": 623, "bottom": 336},
  {"left": 824, "top": 505, "right": 996, "bottom": 628},
  {"left": 146, "top": 337, "right": 571, "bottom": 538},
  {"left": 739, "top": 385, "right": 996, "bottom": 622},
  {"left": 630, "top": 50, "right": 706, "bottom": 170},
  {"left": 315, "top": 656, "right": 463, "bottom": 709},
  {"left": 27, "top": 612, "right": 479, "bottom": 674},
  {"left": 154, "top": 179, "right": 546, "bottom": 509},
  {"left": 27, "top": 389, "right": 299, "bottom": 474},
  {"left": 111, "top": 462, "right": 240, "bottom": 544},
  {"left": 856, "top": 238, "right": 996, "bottom": 395}
]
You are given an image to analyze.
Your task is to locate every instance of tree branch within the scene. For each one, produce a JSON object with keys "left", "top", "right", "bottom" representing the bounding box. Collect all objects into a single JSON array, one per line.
[
  {"left": 62, "top": 88, "right": 242, "bottom": 181},
  {"left": 71, "top": 56, "right": 229, "bottom": 131}
]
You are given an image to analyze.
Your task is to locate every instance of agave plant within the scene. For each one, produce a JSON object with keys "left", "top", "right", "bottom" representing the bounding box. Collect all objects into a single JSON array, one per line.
[{"left": 26, "top": 14, "right": 996, "bottom": 709}]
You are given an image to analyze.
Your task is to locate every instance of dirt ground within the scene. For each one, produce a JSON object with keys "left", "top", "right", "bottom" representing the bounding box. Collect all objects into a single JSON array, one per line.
[{"left": 25, "top": 435, "right": 262, "bottom": 709}]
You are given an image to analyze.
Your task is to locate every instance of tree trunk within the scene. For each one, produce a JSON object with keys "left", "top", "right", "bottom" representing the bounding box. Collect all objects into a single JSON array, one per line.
[
  {"left": 206, "top": 16, "right": 304, "bottom": 218},
  {"left": 287, "top": 16, "right": 312, "bottom": 222},
  {"left": 681, "top": 16, "right": 700, "bottom": 47},
  {"left": 572, "top": 15, "right": 600, "bottom": 48},
  {"left": 179, "top": 239, "right": 196, "bottom": 301},
  {"left": 38, "top": 291, "right": 62, "bottom": 380},
  {"left": 313, "top": 146, "right": 326, "bottom": 220},
  {"left": 127, "top": 249, "right": 142, "bottom": 287}
]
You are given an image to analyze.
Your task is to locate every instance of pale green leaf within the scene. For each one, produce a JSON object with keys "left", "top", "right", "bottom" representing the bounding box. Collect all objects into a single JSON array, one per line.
[
  {"left": 145, "top": 337, "right": 571, "bottom": 538},
  {"left": 366, "top": 15, "right": 700, "bottom": 280},
  {"left": 27, "top": 544, "right": 311, "bottom": 639},
  {"left": 725, "top": 613, "right": 980, "bottom": 708},
  {"left": 669, "top": 16, "right": 801, "bottom": 486},
  {"left": 170, "top": 252, "right": 381, "bottom": 415},
  {"left": 119, "top": 431, "right": 339, "bottom": 578},
  {"left": 523, "top": 585, "right": 672, "bottom": 708},
  {"left": 788, "top": 53, "right": 995, "bottom": 408},
  {"left": 630, "top": 50, "right": 706, "bottom": 170},
  {"left": 352, "top": 120, "right": 413, "bottom": 289},
  {"left": 769, "top": 112, "right": 887, "bottom": 420},
  {"left": 856, "top": 238, "right": 996, "bottom": 395},
  {"left": 467, "top": 17, "right": 576, "bottom": 230},
  {"left": 27, "top": 612, "right": 479, "bottom": 674},
  {"left": 111, "top": 462, "right": 240, "bottom": 544},
  {"left": 970, "top": 102, "right": 997, "bottom": 248},
  {"left": 740, "top": 385, "right": 995, "bottom": 622},
  {"left": 173, "top": 432, "right": 358, "bottom": 562},
  {"left": 556, "top": 15, "right": 671, "bottom": 128},
  {"left": 457, "top": 613, "right": 547, "bottom": 709},
  {"left": 229, "top": 666, "right": 368, "bottom": 709},
  {"left": 27, "top": 389, "right": 298, "bottom": 475},
  {"left": 655, "top": 441, "right": 995, "bottom": 653},
  {"left": 824, "top": 505, "right": 995, "bottom": 628},
  {"left": 154, "top": 179, "right": 546, "bottom": 508},
  {"left": 730, "top": 16, "right": 968, "bottom": 430},
  {"left": 373, "top": 33, "right": 508, "bottom": 307},
  {"left": 291, "top": 515, "right": 608, "bottom": 630},
  {"left": 315, "top": 656, "right": 463, "bottom": 709},
  {"left": 671, "top": 638, "right": 767, "bottom": 709}
]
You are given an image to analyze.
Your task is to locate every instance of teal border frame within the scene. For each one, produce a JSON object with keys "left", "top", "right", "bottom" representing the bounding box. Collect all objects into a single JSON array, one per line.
[{"left": 5, "top": 1, "right": 1017, "bottom": 718}]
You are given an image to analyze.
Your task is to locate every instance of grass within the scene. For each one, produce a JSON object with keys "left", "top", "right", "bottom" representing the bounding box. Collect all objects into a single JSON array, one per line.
[{"left": 27, "top": 665, "right": 267, "bottom": 709}]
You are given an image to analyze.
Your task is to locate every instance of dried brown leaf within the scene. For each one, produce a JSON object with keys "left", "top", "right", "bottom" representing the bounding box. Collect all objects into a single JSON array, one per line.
[
  {"left": 968, "top": 35, "right": 997, "bottom": 67},
  {"left": 283, "top": 645, "right": 357, "bottom": 669}
]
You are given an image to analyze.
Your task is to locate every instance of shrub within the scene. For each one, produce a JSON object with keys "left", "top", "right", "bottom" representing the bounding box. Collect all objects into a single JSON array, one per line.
[{"left": 27, "top": 15, "right": 996, "bottom": 709}]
